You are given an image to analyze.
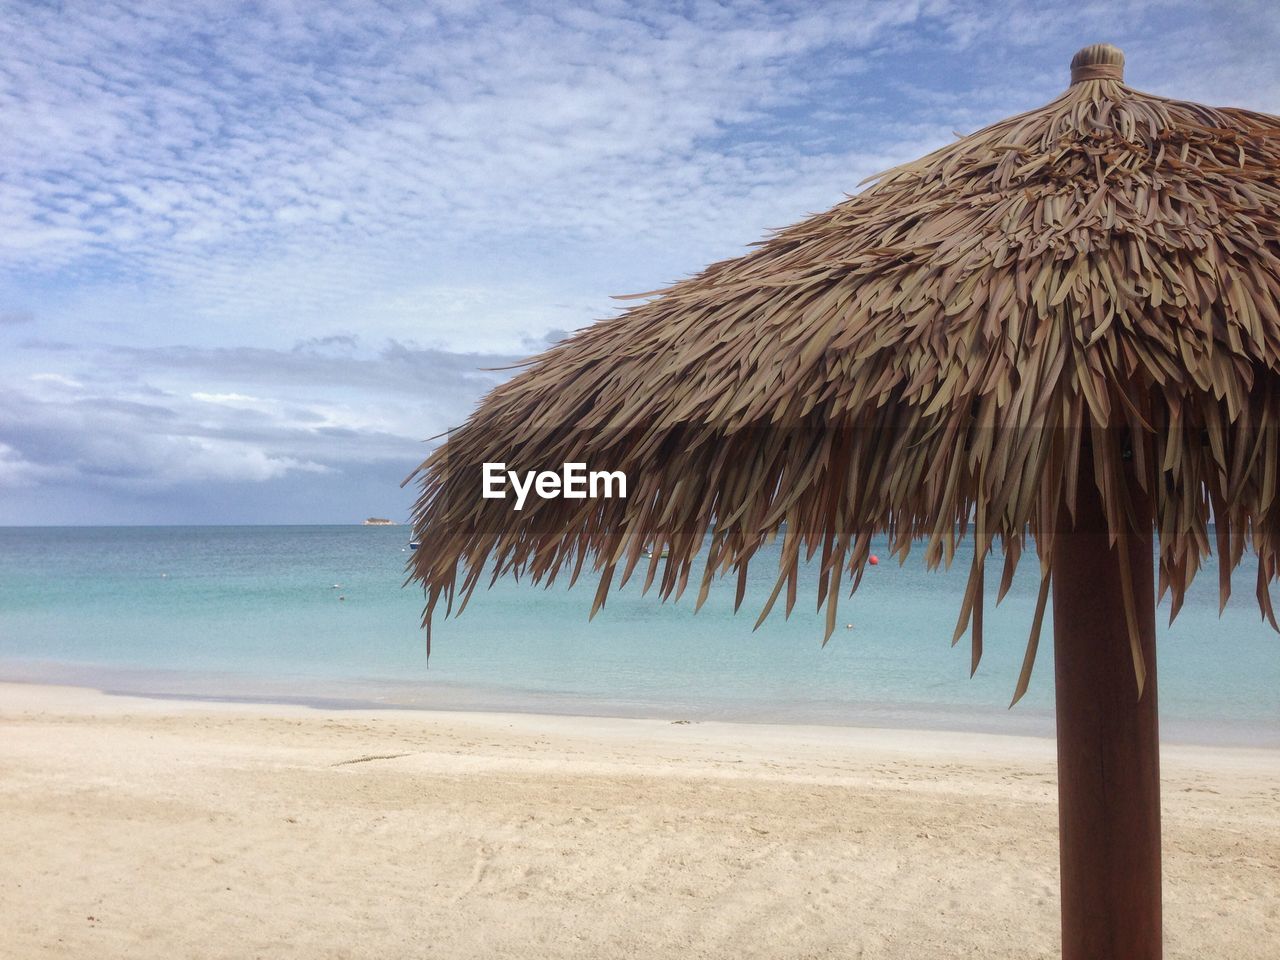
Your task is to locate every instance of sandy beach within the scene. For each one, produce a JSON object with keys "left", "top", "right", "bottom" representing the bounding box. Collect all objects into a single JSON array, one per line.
[{"left": 1, "top": 682, "right": 1276, "bottom": 959}]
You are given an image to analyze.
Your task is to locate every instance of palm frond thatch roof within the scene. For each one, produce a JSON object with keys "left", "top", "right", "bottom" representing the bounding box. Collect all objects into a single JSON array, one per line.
[{"left": 407, "top": 44, "right": 1280, "bottom": 701}]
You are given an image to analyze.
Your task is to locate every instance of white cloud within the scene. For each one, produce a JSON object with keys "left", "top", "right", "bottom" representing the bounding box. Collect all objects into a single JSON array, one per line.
[
  {"left": 2, "top": 3, "right": 1268, "bottom": 350},
  {"left": 0, "top": 335, "right": 519, "bottom": 502},
  {"left": 169, "top": 438, "right": 332, "bottom": 484},
  {"left": 29, "top": 373, "right": 84, "bottom": 389},
  {"left": 0, "top": 1, "right": 1019, "bottom": 349},
  {"left": 191, "top": 391, "right": 270, "bottom": 408},
  {"left": 0, "top": 385, "right": 334, "bottom": 491}
]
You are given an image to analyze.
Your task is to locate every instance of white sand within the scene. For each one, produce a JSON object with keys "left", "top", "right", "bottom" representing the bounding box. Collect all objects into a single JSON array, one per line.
[{"left": 1, "top": 681, "right": 1276, "bottom": 958}]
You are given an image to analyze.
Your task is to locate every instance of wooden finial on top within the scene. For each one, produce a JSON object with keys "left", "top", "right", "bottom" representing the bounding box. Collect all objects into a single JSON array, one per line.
[{"left": 1070, "top": 43, "right": 1125, "bottom": 84}]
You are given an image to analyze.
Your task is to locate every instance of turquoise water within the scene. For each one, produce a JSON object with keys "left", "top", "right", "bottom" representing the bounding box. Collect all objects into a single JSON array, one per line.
[{"left": 0, "top": 525, "right": 1277, "bottom": 744}]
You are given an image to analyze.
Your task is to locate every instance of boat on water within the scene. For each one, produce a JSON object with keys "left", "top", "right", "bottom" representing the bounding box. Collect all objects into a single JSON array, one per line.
[
  {"left": 643, "top": 548, "right": 670, "bottom": 560},
  {"left": 409, "top": 541, "right": 421, "bottom": 550}
]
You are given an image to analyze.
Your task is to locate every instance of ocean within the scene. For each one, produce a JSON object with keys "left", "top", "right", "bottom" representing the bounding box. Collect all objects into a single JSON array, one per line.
[{"left": 1, "top": 525, "right": 1276, "bottom": 745}]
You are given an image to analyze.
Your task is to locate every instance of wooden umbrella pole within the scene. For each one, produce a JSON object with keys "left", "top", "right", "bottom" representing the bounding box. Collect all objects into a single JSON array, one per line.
[{"left": 1052, "top": 447, "right": 1161, "bottom": 960}]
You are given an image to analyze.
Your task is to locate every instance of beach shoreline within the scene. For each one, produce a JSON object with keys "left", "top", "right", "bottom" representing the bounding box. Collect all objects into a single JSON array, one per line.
[
  {"left": 2, "top": 681, "right": 1276, "bottom": 958},
  {"left": 3, "top": 659, "right": 1277, "bottom": 749}
]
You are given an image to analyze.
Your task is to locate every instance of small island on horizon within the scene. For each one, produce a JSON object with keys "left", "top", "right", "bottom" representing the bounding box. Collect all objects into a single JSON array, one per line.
[{"left": 362, "top": 517, "right": 397, "bottom": 526}]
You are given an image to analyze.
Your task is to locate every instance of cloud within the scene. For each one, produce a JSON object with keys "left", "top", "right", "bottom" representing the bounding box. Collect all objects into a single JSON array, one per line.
[
  {"left": 14, "top": 1, "right": 1246, "bottom": 351},
  {"left": 292, "top": 335, "right": 360, "bottom": 354},
  {"left": 191, "top": 392, "right": 263, "bottom": 404},
  {"left": 0, "top": 335, "right": 519, "bottom": 514},
  {"left": 0, "top": 441, "right": 56, "bottom": 488},
  {"left": 4, "top": 3, "right": 921, "bottom": 272},
  {"left": 4, "top": 4, "right": 1272, "bottom": 347},
  {"left": 29, "top": 372, "right": 84, "bottom": 388}
]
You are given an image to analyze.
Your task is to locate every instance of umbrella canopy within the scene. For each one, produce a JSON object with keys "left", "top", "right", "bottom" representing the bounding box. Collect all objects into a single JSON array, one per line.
[{"left": 407, "top": 43, "right": 1280, "bottom": 701}]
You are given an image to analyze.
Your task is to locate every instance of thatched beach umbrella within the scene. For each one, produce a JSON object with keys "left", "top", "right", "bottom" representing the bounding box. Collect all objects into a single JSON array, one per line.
[{"left": 407, "top": 44, "right": 1280, "bottom": 959}]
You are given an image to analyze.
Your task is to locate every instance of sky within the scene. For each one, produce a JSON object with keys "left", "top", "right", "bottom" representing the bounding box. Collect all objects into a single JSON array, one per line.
[{"left": 1, "top": 0, "right": 1277, "bottom": 525}]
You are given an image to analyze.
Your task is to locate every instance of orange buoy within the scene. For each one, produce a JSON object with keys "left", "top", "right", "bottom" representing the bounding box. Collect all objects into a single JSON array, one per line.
[{"left": 869, "top": 554, "right": 879, "bottom": 565}]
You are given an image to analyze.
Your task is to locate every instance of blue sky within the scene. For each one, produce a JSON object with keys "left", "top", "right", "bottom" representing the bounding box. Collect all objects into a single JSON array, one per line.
[{"left": 2, "top": 0, "right": 1277, "bottom": 524}]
